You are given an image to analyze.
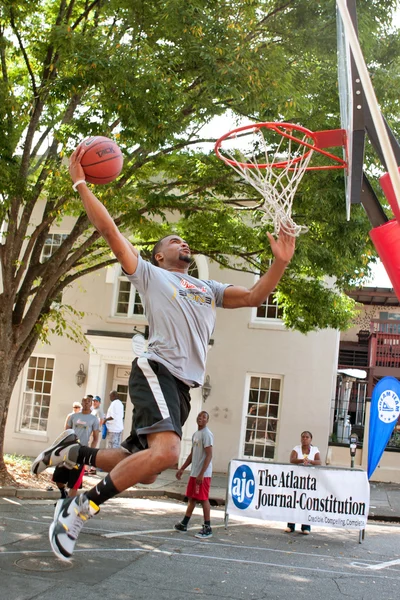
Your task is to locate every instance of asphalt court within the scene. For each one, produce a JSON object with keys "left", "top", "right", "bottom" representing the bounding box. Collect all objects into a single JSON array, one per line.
[{"left": 2, "top": 497, "right": 400, "bottom": 600}]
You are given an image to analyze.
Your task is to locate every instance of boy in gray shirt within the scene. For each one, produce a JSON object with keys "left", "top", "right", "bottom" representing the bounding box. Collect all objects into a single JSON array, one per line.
[
  {"left": 175, "top": 411, "right": 214, "bottom": 538},
  {"left": 52, "top": 397, "right": 99, "bottom": 499}
]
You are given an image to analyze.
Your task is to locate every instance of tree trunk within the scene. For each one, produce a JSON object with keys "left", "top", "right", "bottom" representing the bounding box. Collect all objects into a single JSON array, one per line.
[{"left": 0, "top": 345, "right": 28, "bottom": 475}]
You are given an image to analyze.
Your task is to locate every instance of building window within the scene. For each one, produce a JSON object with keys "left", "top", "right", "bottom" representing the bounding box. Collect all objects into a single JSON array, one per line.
[
  {"left": 243, "top": 375, "right": 281, "bottom": 460},
  {"left": 256, "top": 292, "right": 283, "bottom": 319},
  {"left": 253, "top": 259, "right": 282, "bottom": 320},
  {"left": 20, "top": 356, "right": 54, "bottom": 432},
  {"left": 378, "top": 312, "right": 400, "bottom": 334},
  {"left": 115, "top": 275, "right": 144, "bottom": 317},
  {"left": 331, "top": 375, "right": 367, "bottom": 445},
  {"left": 41, "top": 233, "right": 68, "bottom": 262}
]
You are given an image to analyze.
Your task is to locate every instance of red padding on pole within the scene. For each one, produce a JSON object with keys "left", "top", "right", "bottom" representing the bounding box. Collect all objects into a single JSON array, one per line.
[
  {"left": 380, "top": 167, "right": 400, "bottom": 223},
  {"left": 370, "top": 219, "right": 400, "bottom": 300}
]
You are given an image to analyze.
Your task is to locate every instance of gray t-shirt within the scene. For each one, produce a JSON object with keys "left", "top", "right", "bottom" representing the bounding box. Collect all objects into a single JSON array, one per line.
[
  {"left": 66, "top": 412, "right": 99, "bottom": 446},
  {"left": 126, "top": 256, "right": 230, "bottom": 386},
  {"left": 91, "top": 406, "right": 104, "bottom": 421},
  {"left": 190, "top": 427, "right": 213, "bottom": 478}
]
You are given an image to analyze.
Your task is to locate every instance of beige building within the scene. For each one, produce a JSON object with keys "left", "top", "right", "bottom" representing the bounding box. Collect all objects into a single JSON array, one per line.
[{"left": 4, "top": 230, "right": 340, "bottom": 472}]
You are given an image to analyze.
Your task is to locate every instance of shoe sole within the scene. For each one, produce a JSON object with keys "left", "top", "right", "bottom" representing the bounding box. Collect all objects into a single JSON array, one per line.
[
  {"left": 194, "top": 534, "right": 213, "bottom": 539},
  {"left": 31, "top": 429, "right": 77, "bottom": 475}
]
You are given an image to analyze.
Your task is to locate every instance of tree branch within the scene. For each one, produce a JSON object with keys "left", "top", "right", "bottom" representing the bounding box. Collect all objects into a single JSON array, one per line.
[
  {"left": 9, "top": 10, "right": 37, "bottom": 96},
  {"left": 71, "top": 0, "right": 103, "bottom": 30}
]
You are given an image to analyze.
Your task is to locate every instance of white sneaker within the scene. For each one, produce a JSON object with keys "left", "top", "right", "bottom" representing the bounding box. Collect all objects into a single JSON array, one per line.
[
  {"left": 31, "top": 429, "right": 79, "bottom": 475},
  {"left": 49, "top": 494, "right": 99, "bottom": 562}
]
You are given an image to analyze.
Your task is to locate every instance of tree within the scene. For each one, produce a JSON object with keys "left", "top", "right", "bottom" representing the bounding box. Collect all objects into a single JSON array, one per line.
[{"left": 0, "top": 0, "right": 399, "bottom": 474}]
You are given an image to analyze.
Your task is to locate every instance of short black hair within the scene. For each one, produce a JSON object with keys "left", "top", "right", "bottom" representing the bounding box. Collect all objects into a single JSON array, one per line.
[
  {"left": 301, "top": 430, "right": 313, "bottom": 439},
  {"left": 151, "top": 235, "right": 171, "bottom": 266}
]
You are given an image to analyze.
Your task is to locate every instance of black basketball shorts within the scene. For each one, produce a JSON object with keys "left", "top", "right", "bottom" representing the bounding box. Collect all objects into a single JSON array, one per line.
[
  {"left": 121, "top": 357, "right": 191, "bottom": 454},
  {"left": 52, "top": 464, "right": 84, "bottom": 489}
]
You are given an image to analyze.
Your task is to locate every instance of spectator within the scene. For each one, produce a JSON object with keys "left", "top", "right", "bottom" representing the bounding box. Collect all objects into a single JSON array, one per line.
[
  {"left": 285, "top": 431, "right": 321, "bottom": 535},
  {"left": 104, "top": 390, "right": 124, "bottom": 448},
  {"left": 88, "top": 396, "right": 104, "bottom": 473},
  {"left": 53, "top": 397, "right": 99, "bottom": 499},
  {"left": 174, "top": 411, "right": 213, "bottom": 538}
]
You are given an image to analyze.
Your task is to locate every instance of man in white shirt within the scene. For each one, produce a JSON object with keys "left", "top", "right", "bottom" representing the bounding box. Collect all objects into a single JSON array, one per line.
[{"left": 104, "top": 390, "right": 124, "bottom": 448}]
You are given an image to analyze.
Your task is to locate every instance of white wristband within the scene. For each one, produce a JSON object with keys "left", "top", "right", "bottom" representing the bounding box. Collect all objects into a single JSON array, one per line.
[{"left": 72, "top": 179, "right": 87, "bottom": 192}]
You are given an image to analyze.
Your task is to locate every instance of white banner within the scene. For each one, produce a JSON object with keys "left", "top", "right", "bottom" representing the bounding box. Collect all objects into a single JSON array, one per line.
[{"left": 226, "top": 460, "right": 370, "bottom": 530}]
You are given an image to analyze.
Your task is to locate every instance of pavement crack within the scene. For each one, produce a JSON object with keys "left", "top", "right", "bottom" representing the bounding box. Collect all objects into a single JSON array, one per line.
[{"left": 332, "top": 577, "right": 357, "bottom": 597}]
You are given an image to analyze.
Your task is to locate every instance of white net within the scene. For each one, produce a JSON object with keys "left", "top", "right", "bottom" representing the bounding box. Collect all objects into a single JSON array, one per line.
[{"left": 218, "top": 124, "right": 315, "bottom": 236}]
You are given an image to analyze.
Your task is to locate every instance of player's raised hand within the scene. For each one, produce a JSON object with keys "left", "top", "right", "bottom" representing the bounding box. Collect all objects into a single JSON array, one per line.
[
  {"left": 267, "top": 228, "right": 295, "bottom": 265},
  {"left": 69, "top": 146, "right": 86, "bottom": 184}
]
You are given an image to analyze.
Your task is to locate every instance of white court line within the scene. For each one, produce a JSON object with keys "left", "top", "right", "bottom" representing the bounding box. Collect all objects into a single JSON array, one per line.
[
  {"left": 0, "top": 545, "right": 400, "bottom": 580},
  {"left": 1, "top": 498, "right": 22, "bottom": 505},
  {"left": 363, "top": 558, "right": 400, "bottom": 571},
  {"left": 1, "top": 515, "right": 116, "bottom": 533},
  {"left": 1, "top": 515, "right": 387, "bottom": 567},
  {"left": 104, "top": 522, "right": 242, "bottom": 538},
  {"left": 119, "top": 531, "right": 374, "bottom": 562}
]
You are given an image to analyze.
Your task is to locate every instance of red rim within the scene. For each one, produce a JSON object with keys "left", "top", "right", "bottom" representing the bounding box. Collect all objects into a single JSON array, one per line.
[{"left": 214, "top": 122, "right": 347, "bottom": 170}]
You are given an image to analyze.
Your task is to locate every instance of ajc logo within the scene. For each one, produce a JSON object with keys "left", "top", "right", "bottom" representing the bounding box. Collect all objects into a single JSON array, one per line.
[
  {"left": 377, "top": 390, "right": 400, "bottom": 424},
  {"left": 230, "top": 464, "right": 255, "bottom": 509}
]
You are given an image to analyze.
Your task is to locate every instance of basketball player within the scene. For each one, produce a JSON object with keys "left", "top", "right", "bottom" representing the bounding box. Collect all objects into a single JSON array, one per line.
[{"left": 31, "top": 145, "right": 295, "bottom": 561}]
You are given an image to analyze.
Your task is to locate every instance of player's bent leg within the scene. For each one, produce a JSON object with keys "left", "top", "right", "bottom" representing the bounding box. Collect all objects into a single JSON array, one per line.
[
  {"left": 105, "top": 430, "right": 180, "bottom": 492},
  {"left": 94, "top": 447, "right": 131, "bottom": 472},
  {"left": 48, "top": 431, "right": 180, "bottom": 561}
]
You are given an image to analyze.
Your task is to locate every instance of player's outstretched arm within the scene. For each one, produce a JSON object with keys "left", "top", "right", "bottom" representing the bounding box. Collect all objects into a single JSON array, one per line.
[
  {"left": 69, "top": 147, "right": 138, "bottom": 275},
  {"left": 223, "top": 229, "right": 295, "bottom": 309}
]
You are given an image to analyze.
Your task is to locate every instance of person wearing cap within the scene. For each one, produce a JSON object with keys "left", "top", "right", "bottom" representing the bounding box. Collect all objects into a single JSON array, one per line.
[
  {"left": 91, "top": 396, "right": 104, "bottom": 423},
  {"left": 89, "top": 396, "right": 104, "bottom": 473}
]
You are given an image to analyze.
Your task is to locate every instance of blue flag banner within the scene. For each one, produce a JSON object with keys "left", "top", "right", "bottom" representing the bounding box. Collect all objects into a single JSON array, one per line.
[{"left": 368, "top": 376, "right": 400, "bottom": 479}]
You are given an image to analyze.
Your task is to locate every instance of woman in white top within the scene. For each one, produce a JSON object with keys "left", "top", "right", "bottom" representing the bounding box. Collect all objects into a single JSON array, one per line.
[{"left": 285, "top": 431, "right": 321, "bottom": 535}]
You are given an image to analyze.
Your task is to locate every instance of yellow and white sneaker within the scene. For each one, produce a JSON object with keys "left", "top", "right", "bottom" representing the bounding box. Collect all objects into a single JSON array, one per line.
[{"left": 49, "top": 494, "right": 99, "bottom": 561}]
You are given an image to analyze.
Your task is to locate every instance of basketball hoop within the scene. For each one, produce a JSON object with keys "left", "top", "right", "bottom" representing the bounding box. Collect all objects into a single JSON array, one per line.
[{"left": 215, "top": 122, "right": 347, "bottom": 236}]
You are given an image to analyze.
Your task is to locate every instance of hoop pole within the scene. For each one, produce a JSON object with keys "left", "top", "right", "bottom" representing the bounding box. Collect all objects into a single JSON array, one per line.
[{"left": 336, "top": 0, "right": 400, "bottom": 211}]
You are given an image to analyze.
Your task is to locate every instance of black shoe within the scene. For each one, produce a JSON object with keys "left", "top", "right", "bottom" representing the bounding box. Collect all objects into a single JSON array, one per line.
[
  {"left": 195, "top": 524, "right": 212, "bottom": 539},
  {"left": 174, "top": 521, "right": 188, "bottom": 532}
]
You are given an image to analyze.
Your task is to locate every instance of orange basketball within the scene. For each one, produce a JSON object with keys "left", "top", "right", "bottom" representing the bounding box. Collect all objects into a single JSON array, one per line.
[{"left": 79, "top": 136, "right": 123, "bottom": 184}]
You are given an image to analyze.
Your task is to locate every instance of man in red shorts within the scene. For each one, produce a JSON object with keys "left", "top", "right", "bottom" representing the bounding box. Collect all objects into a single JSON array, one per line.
[{"left": 174, "top": 411, "right": 213, "bottom": 538}]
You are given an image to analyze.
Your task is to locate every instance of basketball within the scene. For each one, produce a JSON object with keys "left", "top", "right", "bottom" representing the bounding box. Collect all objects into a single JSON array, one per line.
[{"left": 78, "top": 136, "right": 123, "bottom": 184}]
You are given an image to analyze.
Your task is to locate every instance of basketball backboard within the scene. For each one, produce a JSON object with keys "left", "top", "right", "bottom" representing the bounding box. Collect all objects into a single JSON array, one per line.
[{"left": 336, "top": 0, "right": 366, "bottom": 219}]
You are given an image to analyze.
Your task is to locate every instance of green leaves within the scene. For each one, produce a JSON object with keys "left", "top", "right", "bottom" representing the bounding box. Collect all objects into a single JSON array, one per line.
[{"left": 1, "top": 0, "right": 399, "bottom": 339}]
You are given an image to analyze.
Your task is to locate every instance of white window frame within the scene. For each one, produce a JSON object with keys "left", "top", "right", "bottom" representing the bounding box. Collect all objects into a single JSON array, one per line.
[
  {"left": 254, "top": 292, "right": 283, "bottom": 320},
  {"left": 18, "top": 355, "right": 55, "bottom": 435},
  {"left": 112, "top": 271, "right": 145, "bottom": 318},
  {"left": 40, "top": 232, "right": 69, "bottom": 262},
  {"left": 250, "top": 259, "right": 285, "bottom": 329},
  {"left": 240, "top": 373, "right": 283, "bottom": 462}
]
